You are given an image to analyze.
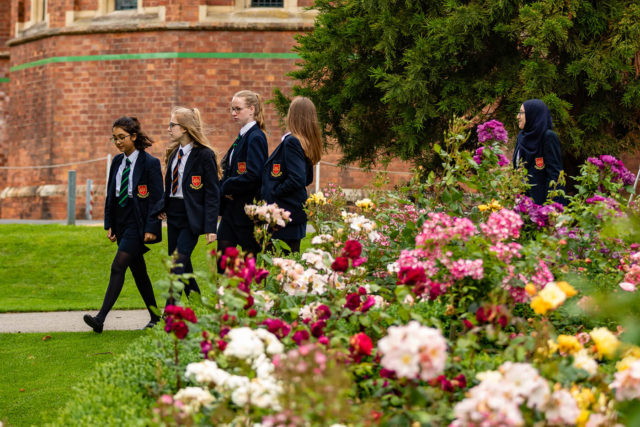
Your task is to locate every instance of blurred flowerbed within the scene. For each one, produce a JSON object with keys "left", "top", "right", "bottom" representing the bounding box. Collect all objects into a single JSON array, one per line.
[{"left": 80, "top": 119, "right": 640, "bottom": 426}]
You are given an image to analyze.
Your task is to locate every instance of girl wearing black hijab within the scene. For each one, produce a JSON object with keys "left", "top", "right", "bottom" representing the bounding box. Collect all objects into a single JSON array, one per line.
[{"left": 513, "top": 99, "right": 564, "bottom": 205}]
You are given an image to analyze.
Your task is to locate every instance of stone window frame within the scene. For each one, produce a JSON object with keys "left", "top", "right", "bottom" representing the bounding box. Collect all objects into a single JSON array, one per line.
[
  {"left": 15, "top": 0, "right": 49, "bottom": 36},
  {"left": 199, "top": 0, "right": 317, "bottom": 26},
  {"left": 65, "top": 0, "right": 166, "bottom": 27}
]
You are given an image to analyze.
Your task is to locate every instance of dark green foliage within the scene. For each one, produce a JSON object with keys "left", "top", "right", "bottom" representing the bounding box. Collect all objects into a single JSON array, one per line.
[{"left": 284, "top": 0, "right": 640, "bottom": 166}]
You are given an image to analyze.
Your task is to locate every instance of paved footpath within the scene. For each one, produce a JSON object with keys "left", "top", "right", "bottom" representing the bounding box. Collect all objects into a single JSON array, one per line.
[{"left": 0, "top": 309, "right": 151, "bottom": 333}]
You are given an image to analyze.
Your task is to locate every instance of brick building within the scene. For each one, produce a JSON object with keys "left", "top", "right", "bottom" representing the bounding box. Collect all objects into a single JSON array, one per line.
[{"left": 0, "top": 0, "right": 412, "bottom": 220}]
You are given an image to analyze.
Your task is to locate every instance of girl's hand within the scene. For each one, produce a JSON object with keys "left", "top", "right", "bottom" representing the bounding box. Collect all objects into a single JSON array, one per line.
[
  {"left": 158, "top": 212, "right": 167, "bottom": 221},
  {"left": 206, "top": 233, "right": 217, "bottom": 244},
  {"left": 144, "top": 233, "right": 156, "bottom": 242},
  {"left": 225, "top": 194, "right": 234, "bottom": 200},
  {"left": 107, "top": 228, "right": 117, "bottom": 242}
]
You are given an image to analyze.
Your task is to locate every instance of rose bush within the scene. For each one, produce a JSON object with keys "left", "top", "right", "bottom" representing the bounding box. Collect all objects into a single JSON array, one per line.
[{"left": 54, "top": 119, "right": 640, "bottom": 426}]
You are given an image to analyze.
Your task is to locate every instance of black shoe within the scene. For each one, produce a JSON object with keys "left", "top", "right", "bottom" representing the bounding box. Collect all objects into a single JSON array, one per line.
[
  {"left": 83, "top": 314, "right": 104, "bottom": 333},
  {"left": 143, "top": 320, "right": 158, "bottom": 330}
]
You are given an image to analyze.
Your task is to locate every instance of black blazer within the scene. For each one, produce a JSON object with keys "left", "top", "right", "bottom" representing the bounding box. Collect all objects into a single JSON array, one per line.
[
  {"left": 157, "top": 146, "right": 220, "bottom": 235},
  {"left": 219, "top": 124, "right": 268, "bottom": 228},
  {"left": 260, "top": 134, "right": 313, "bottom": 226},
  {"left": 514, "top": 129, "right": 564, "bottom": 205},
  {"left": 105, "top": 151, "right": 163, "bottom": 243}
]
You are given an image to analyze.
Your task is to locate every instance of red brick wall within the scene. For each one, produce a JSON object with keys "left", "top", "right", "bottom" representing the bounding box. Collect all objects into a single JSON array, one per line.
[
  {"left": 74, "top": 0, "right": 99, "bottom": 11},
  {"left": 1, "top": 2, "right": 412, "bottom": 220}
]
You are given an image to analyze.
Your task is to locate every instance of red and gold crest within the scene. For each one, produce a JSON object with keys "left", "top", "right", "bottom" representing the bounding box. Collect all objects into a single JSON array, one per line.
[
  {"left": 237, "top": 162, "right": 247, "bottom": 174},
  {"left": 190, "top": 175, "right": 203, "bottom": 190},
  {"left": 535, "top": 157, "right": 545, "bottom": 170},
  {"left": 271, "top": 163, "right": 282, "bottom": 177},
  {"left": 137, "top": 185, "right": 149, "bottom": 198}
]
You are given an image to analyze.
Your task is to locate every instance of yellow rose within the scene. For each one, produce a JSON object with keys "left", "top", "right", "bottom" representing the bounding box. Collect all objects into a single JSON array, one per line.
[
  {"left": 556, "top": 281, "right": 578, "bottom": 297},
  {"left": 557, "top": 335, "right": 582, "bottom": 354},
  {"left": 575, "top": 409, "right": 590, "bottom": 427},
  {"left": 616, "top": 355, "right": 639, "bottom": 372},
  {"left": 590, "top": 327, "right": 620, "bottom": 359},
  {"left": 525, "top": 283, "right": 537, "bottom": 296},
  {"left": 531, "top": 296, "right": 553, "bottom": 315},
  {"left": 478, "top": 204, "right": 489, "bottom": 212}
]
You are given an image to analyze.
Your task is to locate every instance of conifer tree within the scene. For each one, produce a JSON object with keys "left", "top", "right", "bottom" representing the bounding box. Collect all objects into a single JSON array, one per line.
[{"left": 281, "top": 0, "right": 640, "bottom": 167}]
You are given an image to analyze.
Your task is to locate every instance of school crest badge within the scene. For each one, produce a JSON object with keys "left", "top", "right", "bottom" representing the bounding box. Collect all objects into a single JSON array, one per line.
[
  {"left": 190, "top": 176, "right": 203, "bottom": 190},
  {"left": 237, "top": 162, "right": 247, "bottom": 174},
  {"left": 137, "top": 185, "right": 149, "bottom": 198},
  {"left": 271, "top": 163, "right": 282, "bottom": 177},
  {"left": 535, "top": 157, "right": 545, "bottom": 170}
]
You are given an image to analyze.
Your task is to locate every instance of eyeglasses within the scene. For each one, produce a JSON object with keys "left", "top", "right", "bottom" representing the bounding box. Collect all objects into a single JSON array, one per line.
[
  {"left": 230, "top": 107, "right": 245, "bottom": 113},
  {"left": 517, "top": 111, "right": 525, "bottom": 116},
  {"left": 169, "top": 122, "right": 181, "bottom": 129},
  {"left": 111, "top": 134, "right": 131, "bottom": 143}
]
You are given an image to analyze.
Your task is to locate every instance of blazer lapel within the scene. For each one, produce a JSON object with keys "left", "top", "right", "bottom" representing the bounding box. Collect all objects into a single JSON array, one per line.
[
  {"left": 132, "top": 151, "right": 145, "bottom": 188},
  {"left": 183, "top": 147, "right": 198, "bottom": 180}
]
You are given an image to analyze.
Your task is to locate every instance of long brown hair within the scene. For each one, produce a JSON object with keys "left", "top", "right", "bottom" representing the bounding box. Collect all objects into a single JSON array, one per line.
[
  {"left": 165, "top": 107, "right": 221, "bottom": 178},
  {"left": 233, "top": 90, "right": 266, "bottom": 132},
  {"left": 286, "top": 97, "right": 322, "bottom": 164}
]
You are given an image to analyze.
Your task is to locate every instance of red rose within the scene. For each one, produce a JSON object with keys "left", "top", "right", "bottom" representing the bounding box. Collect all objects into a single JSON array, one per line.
[
  {"left": 292, "top": 329, "right": 310, "bottom": 346},
  {"left": 248, "top": 308, "right": 257, "bottom": 317},
  {"left": 331, "top": 256, "right": 349, "bottom": 272},
  {"left": 310, "top": 320, "right": 326, "bottom": 338},
  {"left": 217, "top": 340, "right": 228, "bottom": 351},
  {"left": 173, "top": 320, "right": 189, "bottom": 339},
  {"left": 359, "top": 295, "right": 376, "bottom": 313},
  {"left": 342, "top": 239, "right": 362, "bottom": 259},
  {"left": 315, "top": 304, "right": 332, "bottom": 320},
  {"left": 344, "top": 293, "right": 361, "bottom": 311},
  {"left": 244, "top": 295, "right": 254, "bottom": 309},
  {"left": 398, "top": 266, "right": 426, "bottom": 285},
  {"left": 349, "top": 332, "right": 373, "bottom": 356}
]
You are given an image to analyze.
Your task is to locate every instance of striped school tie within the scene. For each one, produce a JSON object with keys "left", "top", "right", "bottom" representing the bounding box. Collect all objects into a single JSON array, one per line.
[
  {"left": 118, "top": 158, "right": 131, "bottom": 207},
  {"left": 171, "top": 149, "right": 184, "bottom": 195}
]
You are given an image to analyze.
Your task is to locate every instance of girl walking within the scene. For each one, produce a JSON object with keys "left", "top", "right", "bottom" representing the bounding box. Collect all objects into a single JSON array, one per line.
[
  {"left": 84, "top": 116, "right": 163, "bottom": 333},
  {"left": 260, "top": 96, "right": 322, "bottom": 253},
  {"left": 157, "top": 107, "right": 220, "bottom": 304},
  {"left": 217, "top": 90, "right": 269, "bottom": 257}
]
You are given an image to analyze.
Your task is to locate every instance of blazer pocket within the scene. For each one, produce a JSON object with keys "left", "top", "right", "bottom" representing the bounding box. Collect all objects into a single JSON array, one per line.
[
  {"left": 188, "top": 175, "right": 204, "bottom": 190},
  {"left": 136, "top": 184, "right": 150, "bottom": 198}
]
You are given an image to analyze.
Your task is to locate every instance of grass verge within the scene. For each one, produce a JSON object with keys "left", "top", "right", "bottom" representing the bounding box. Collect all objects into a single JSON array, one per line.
[
  {"left": 0, "top": 224, "right": 210, "bottom": 312},
  {"left": 0, "top": 330, "right": 145, "bottom": 426}
]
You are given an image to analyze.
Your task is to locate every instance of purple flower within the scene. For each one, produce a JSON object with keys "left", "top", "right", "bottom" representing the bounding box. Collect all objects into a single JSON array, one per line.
[
  {"left": 497, "top": 154, "right": 510, "bottom": 167},
  {"left": 587, "top": 157, "right": 604, "bottom": 168},
  {"left": 477, "top": 120, "right": 509, "bottom": 144},
  {"left": 473, "top": 147, "right": 485, "bottom": 164}
]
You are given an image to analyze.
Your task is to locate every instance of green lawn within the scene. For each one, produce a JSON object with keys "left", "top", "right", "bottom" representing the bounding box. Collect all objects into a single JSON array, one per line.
[
  {"left": 0, "top": 224, "right": 212, "bottom": 312},
  {"left": 0, "top": 331, "right": 145, "bottom": 426}
]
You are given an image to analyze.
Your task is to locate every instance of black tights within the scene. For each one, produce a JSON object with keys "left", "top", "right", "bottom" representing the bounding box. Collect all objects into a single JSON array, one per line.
[
  {"left": 97, "top": 250, "right": 159, "bottom": 322},
  {"left": 166, "top": 253, "right": 200, "bottom": 306}
]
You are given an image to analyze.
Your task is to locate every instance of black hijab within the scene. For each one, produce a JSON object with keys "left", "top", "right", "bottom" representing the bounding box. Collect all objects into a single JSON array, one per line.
[{"left": 514, "top": 99, "right": 553, "bottom": 165}]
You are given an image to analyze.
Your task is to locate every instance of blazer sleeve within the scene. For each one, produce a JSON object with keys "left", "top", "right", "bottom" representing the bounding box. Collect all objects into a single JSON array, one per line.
[
  {"left": 203, "top": 149, "right": 221, "bottom": 234},
  {"left": 543, "top": 130, "right": 563, "bottom": 186},
  {"left": 221, "top": 132, "right": 268, "bottom": 197},
  {"left": 104, "top": 156, "right": 119, "bottom": 230},
  {"left": 144, "top": 156, "right": 164, "bottom": 236},
  {"left": 273, "top": 137, "right": 308, "bottom": 198}
]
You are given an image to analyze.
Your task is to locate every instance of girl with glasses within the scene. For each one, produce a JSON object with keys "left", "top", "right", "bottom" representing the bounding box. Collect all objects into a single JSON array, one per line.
[
  {"left": 84, "top": 116, "right": 163, "bottom": 333},
  {"left": 217, "top": 90, "right": 268, "bottom": 258},
  {"left": 155, "top": 107, "right": 221, "bottom": 304},
  {"left": 260, "top": 97, "right": 322, "bottom": 253}
]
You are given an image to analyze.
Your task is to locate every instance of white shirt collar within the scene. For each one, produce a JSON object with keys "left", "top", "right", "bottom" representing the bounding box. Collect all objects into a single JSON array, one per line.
[
  {"left": 125, "top": 149, "right": 139, "bottom": 163},
  {"left": 240, "top": 121, "right": 256, "bottom": 136},
  {"left": 178, "top": 142, "right": 193, "bottom": 156},
  {"left": 281, "top": 132, "right": 291, "bottom": 142}
]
